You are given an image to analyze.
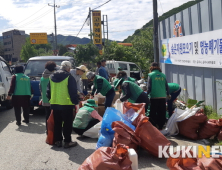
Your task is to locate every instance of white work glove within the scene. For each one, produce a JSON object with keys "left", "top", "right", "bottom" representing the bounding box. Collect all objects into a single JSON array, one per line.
[{"left": 116, "top": 99, "right": 122, "bottom": 103}]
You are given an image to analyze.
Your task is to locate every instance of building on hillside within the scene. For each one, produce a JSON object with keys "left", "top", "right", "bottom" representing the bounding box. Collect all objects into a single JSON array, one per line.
[
  {"left": 118, "top": 43, "right": 133, "bottom": 47},
  {"left": 159, "top": 0, "right": 222, "bottom": 113},
  {"left": 2, "top": 29, "right": 26, "bottom": 62},
  {"left": 66, "top": 44, "right": 77, "bottom": 53}
]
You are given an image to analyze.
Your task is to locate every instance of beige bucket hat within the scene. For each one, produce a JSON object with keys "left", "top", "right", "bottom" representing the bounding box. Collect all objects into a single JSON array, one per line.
[{"left": 76, "top": 65, "right": 88, "bottom": 72}]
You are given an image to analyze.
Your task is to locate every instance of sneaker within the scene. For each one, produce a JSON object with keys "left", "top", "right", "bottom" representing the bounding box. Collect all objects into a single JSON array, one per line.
[
  {"left": 55, "top": 141, "right": 62, "bottom": 147},
  {"left": 22, "top": 120, "right": 29, "bottom": 123},
  {"left": 64, "top": 141, "right": 77, "bottom": 148},
  {"left": 16, "top": 122, "right": 21, "bottom": 126}
]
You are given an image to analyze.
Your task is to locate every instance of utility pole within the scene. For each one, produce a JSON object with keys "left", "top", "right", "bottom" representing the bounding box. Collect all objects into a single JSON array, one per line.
[
  {"left": 153, "top": 0, "right": 159, "bottom": 63},
  {"left": 48, "top": 0, "right": 59, "bottom": 55},
  {"left": 89, "top": 8, "right": 93, "bottom": 43}
]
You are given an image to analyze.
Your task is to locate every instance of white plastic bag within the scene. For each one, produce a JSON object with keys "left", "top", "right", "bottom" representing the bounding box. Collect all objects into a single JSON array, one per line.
[
  {"left": 83, "top": 122, "right": 102, "bottom": 138},
  {"left": 161, "top": 107, "right": 200, "bottom": 136},
  {"left": 114, "top": 100, "right": 123, "bottom": 113}
]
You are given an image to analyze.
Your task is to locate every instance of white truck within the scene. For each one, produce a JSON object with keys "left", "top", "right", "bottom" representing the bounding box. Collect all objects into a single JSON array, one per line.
[
  {"left": 0, "top": 57, "right": 13, "bottom": 109},
  {"left": 106, "top": 60, "right": 144, "bottom": 80}
]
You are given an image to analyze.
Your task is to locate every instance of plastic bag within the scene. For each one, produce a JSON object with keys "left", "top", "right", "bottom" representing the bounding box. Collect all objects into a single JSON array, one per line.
[
  {"left": 124, "top": 109, "right": 139, "bottom": 123},
  {"left": 112, "top": 121, "right": 141, "bottom": 151},
  {"left": 78, "top": 144, "right": 132, "bottom": 170},
  {"left": 96, "top": 108, "right": 135, "bottom": 149},
  {"left": 114, "top": 100, "right": 123, "bottom": 113},
  {"left": 123, "top": 102, "right": 146, "bottom": 115},
  {"left": 133, "top": 114, "right": 171, "bottom": 157},
  {"left": 167, "top": 149, "right": 205, "bottom": 170},
  {"left": 178, "top": 112, "right": 207, "bottom": 140},
  {"left": 83, "top": 122, "right": 102, "bottom": 138},
  {"left": 46, "top": 110, "right": 54, "bottom": 145},
  {"left": 198, "top": 119, "right": 222, "bottom": 140}
]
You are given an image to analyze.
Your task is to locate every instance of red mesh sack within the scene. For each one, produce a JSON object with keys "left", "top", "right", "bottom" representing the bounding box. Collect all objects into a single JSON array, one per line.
[
  {"left": 198, "top": 156, "right": 222, "bottom": 170},
  {"left": 123, "top": 102, "right": 146, "bottom": 115},
  {"left": 167, "top": 150, "right": 205, "bottom": 170},
  {"left": 198, "top": 119, "right": 222, "bottom": 140},
  {"left": 112, "top": 121, "right": 141, "bottom": 151},
  {"left": 178, "top": 112, "right": 207, "bottom": 140},
  {"left": 78, "top": 144, "right": 132, "bottom": 170},
  {"left": 132, "top": 114, "right": 171, "bottom": 157},
  {"left": 46, "top": 110, "right": 54, "bottom": 145}
]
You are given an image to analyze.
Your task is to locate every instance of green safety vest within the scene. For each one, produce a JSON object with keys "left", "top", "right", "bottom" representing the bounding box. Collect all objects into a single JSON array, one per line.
[
  {"left": 73, "top": 106, "right": 94, "bottom": 129},
  {"left": 14, "top": 73, "right": 31, "bottom": 96},
  {"left": 148, "top": 70, "right": 167, "bottom": 98},
  {"left": 127, "top": 77, "right": 136, "bottom": 82},
  {"left": 168, "top": 83, "right": 180, "bottom": 94},
  {"left": 49, "top": 76, "right": 73, "bottom": 105},
  {"left": 94, "top": 75, "right": 112, "bottom": 96},
  {"left": 122, "top": 81, "right": 143, "bottom": 103},
  {"left": 40, "top": 77, "right": 49, "bottom": 104}
]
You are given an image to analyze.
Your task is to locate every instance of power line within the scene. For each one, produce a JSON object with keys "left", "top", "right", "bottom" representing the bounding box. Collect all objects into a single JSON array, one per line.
[
  {"left": 14, "top": 5, "right": 47, "bottom": 26},
  {"left": 71, "top": 15, "right": 89, "bottom": 43},
  {"left": 91, "top": 0, "right": 111, "bottom": 10},
  {"left": 158, "top": 0, "right": 164, "bottom": 15},
  {"left": 17, "top": 9, "right": 53, "bottom": 28}
]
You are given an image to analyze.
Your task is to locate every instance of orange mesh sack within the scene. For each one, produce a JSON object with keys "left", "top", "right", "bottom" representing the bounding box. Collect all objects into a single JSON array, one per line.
[
  {"left": 167, "top": 150, "right": 205, "bottom": 170},
  {"left": 123, "top": 102, "right": 146, "bottom": 115},
  {"left": 198, "top": 119, "right": 222, "bottom": 140},
  {"left": 198, "top": 156, "right": 222, "bottom": 170},
  {"left": 78, "top": 144, "right": 132, "bottom": 170},
  {"left": 132, "top": 114, "right": 171, "bottom": 157},
  {"left": 112, "top": 121, "right": 141, "bottom": 151},
  {"left": 178, "top": 112, "right": 207, "bottom": 140},
  {"left": 46, "top": 110, "right": 54, "bottom": 145}
]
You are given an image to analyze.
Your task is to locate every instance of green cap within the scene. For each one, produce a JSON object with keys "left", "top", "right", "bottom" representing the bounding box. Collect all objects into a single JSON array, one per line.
[
  {"left": 84, "top": 99, "right": 98, "bottom": 107},
  {"left": 118, "top": 67, "right": 123, "bottom": 71},
  {"left": 114, "top": 78, "right": 124, "bottom": 90}
]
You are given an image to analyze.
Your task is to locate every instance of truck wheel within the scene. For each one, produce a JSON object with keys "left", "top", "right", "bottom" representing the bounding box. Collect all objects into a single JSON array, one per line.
[{"left": 6, "top": 100, "right": 13, "bottom": 110}]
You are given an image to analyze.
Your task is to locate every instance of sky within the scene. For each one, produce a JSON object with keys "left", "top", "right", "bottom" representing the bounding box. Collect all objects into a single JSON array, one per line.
[{"left": 0, "top": 0, "right": 191, "bottom": 42}]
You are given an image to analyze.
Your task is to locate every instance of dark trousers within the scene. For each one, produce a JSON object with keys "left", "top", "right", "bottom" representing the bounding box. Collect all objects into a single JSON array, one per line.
[
  {"left": 105, "top": 88, "right": 115, "bottom": 109},
  {"left": 167, "top": 88, "right": 181, "bottom": 118},
  {"left": 149, "top": 98, "right": 166, "bottom": 129},
  {"left": 45, "top": 106, "right": 51, "bottom": 132},
  {"left": 53, "top": 109, "right": 73, "bottom": 143},
  {"left": 73, "top": 119, "right": 100, "bottom": 135},
  {"left": 135, "top": 92, "right": 150, "bottom": 113},
  {"left": 14, "top": 107, "right": 29, "bottom": 123},
  {"left": 82, "top": 79, "right": 88, "bottom": 92}
]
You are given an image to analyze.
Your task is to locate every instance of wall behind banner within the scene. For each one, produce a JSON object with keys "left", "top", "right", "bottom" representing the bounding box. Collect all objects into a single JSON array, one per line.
[{"left": 158, "top": 0, "right": 222, "bottom": 113}]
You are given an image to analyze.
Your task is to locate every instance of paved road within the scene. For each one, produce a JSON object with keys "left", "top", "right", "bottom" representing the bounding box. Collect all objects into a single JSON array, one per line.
[{"left": 0, "top": 107, "right": 208, "bottom": 170}]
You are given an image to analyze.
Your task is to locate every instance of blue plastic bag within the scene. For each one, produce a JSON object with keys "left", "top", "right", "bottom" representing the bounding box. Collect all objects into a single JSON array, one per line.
[
  {"left": 124, "top": 108, "right": 139, "bottom": 123},
  {"left": 96, "top": 107, "right": 135, "bottom": 149}
]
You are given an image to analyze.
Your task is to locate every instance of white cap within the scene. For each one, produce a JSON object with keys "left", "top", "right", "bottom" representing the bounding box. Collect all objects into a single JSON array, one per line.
[
  {"left": 61, "top": 61, "right": 71, "bottom": 68},
  {"left": 76, "top": 65, "right": 88, "bottom": 72}
]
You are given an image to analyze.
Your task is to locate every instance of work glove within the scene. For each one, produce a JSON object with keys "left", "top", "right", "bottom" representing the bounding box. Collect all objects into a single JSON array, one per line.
[
  {"left": 167, "top": 95, "right": 171, "bottom": 101},
  {"left": 116, "top": 99, "right": 122, "bottom": 103}
]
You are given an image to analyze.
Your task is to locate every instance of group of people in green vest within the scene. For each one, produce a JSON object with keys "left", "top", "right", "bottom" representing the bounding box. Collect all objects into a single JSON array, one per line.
[{"left": 7, "top": 61, "right": 181, "bottom": 147}]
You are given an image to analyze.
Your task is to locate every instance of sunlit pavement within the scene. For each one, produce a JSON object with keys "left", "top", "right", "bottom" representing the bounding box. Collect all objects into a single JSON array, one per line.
[{"left": 0, "top": 107, "right": 208, "bottom": 170}]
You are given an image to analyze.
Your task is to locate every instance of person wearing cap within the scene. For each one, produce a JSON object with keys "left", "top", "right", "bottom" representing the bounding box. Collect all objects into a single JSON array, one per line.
[
  {"left": 118, "top": 67, "right": 123, "bottom": 71},
  {"left": 39, "top": 61, "right": 56, "bottom": 134},
  {"left": 95, "top": 61, "right": 101, "bottom": 75},
  {"left": 7, "top": 65, "right": 33, "bottom": 126},
  {"left": 47, "top": 61, "right": 79, "bottom": 148},
  {"left": 86, "top": 72, "right": 115, "bottom": 109},
  {"left": 167, "top": 83, "right": 181, "bottom": 118},
  {"left": 81, "top": 64, "right": 88, "bottom": 95},
  {"left": 114, "top": 71, "right": 138, "bottom": 87},
  {"left": 147, "top": 62, "right": 170, "bottom": 130},
  {"left": 115, "top": 78, "right": 150, "bottom": 112},
  {"left": 70, "top": 65, "right": 88, "bottom": 95},
  {"left": 73, "top": 99, "right": 102, "bottom": 135}
]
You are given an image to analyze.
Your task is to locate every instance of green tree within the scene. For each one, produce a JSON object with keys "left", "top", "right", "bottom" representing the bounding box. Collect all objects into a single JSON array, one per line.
[
  {"left": 63, "top": 52, "right": 74, "bottom": 58},
  {"left": 58, "top": 44, "right": 68, "bottom": 56},
  {"left": 20, "top": 38, "right": 38, "bottom": 61},
  {"left": 75, "top": 43, "right": 100, "bottom": 68}
]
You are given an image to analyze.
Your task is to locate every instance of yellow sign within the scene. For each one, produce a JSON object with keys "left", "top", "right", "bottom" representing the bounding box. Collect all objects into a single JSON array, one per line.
[
  {"left": 92, "top": 10, "right": 102, "bottom": 55},
  {"left": 30, "top": 33, "right": 48, "bottom": 44}
]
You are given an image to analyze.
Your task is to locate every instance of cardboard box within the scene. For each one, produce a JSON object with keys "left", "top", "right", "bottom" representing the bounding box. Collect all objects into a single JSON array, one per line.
[
  {"left": 95, "top": 106, "right": 106, "bottom": 117},
  {"left": 98, "top": 97, "right": 105, "bottom": 105}
]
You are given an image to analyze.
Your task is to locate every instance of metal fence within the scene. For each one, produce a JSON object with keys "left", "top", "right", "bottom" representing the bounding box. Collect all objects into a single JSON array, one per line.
[{"left": 159, "top": 0, "right": 222, "bottom": 113}]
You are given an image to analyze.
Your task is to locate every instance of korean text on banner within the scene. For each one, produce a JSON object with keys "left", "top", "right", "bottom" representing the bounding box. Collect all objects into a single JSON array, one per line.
[
  {"left": 92, "top": 10, "right": 102, "bottom": 55},
  {"left": 30, "top": 33, "right": 48, "bottom": 44},
  {"left": 160, "top": 28, "right": 222, "bottom": 68}
]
